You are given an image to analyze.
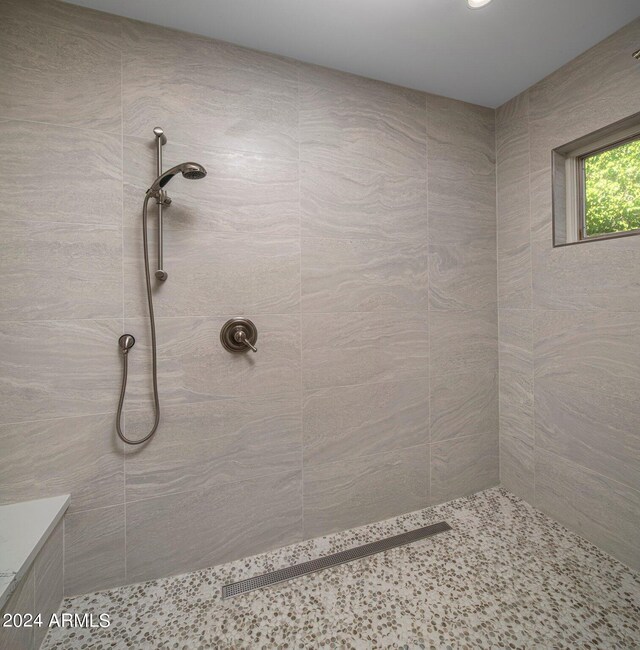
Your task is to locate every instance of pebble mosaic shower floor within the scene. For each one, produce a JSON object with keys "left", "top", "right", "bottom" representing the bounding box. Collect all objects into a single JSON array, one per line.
[{"left": 43, "top": 488, "right": 639, "bottom": 649}]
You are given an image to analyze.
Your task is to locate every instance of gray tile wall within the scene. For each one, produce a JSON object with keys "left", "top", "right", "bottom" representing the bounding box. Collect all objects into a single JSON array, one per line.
[
  {"left": 497, "top": 18, "right": 640, "bottom": 571},
  {"left": 0, "top": 0, "right": 498, "bottom": 595}
]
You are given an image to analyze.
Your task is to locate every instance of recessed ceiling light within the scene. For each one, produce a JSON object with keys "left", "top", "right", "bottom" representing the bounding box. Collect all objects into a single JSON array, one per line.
[{"left": 467, "top": 0, "right": 493, "bottom": 8}]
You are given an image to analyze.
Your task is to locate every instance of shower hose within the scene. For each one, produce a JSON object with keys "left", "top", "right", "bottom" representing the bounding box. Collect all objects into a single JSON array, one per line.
[{"left": 115, "top": 191, "right": 160, "bottom": 445}]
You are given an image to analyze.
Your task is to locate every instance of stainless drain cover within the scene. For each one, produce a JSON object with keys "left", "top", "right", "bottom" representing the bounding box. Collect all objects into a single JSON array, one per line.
[{"left": 222, "top": 520, "right": 451, "bottom": 599}]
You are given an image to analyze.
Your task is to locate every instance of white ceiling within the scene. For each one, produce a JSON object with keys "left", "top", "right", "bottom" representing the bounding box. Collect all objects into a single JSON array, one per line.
[{"left": 66, "top": 0, "right": 640, "bottom": 107}]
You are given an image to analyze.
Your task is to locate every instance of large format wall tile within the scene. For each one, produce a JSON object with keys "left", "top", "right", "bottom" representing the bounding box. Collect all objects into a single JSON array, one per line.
[
  {"left": 123, "top": 136, "right": 300, "bottom": 235},
  {"left": 64, "top": 505, "right": 126, "bottom": 595},
  {"left": 496, "top": 92, "right": 529, "bottom": 188},
  {"left": 126, "top": 471, "right": 302, "bottom": 583},
  {"left": 301, "top": 237, "right": 429, "bottom": 313},
  {"left": 300, "top": 69, "right": 426, "bottom": 177},
  {"left": 535, "top": 379, "right": 640, "bottom": 493},
  {"left": 0, "top": 121, "right": 122, "bottom": 226},
  {"left": 499, "top": 309, "right": 534, "bottom": 444},
  {"left": 125, "top": 395, "right": 301, "bottom": 501},
  {"left": 0, "top": 319, "right": 121, "bottom": 424},
  {"left": 303, "top": 379, "right": 429, "bottom": 466},
  {"left": 124, "top": 228, "right": 300, "bottom": 317},
  {"left": 0, "top": 0, "right": 121, "bottom": 131},
  {"left": 0, "top": 221, "right": 122, "bottom": 321},
  {"left": 528, "top": 18, "right": 640, "bottom": 173},
  {"left": 499, "top": 434, "right": 534, "bottom": 503},
  {"left": 532, "top": 237, "right": 640, "bottom": 311},
  {"left": 430, "top": 369, "right": 498, "bottom": 443},
  {"left": 535, "top": 450, "right": 640, "bottom": 571},
  {"left": 298, "top": 64, "right": 425, "bottom": 113},
  {"left": 534, "top": 310, "right": 640, "bottom": 403},
  {"left": 428, "top": 237, "right": 497, "bottom": 311},
  {"left": 300, "top": 162, "right": 426, "bottom": 241},
  {"left": 430, "top": 433, "right": 499, "bottom": 504},
  {"left": 302, "top": 311, "right": 428, "bottom": 390},
  {"left": 123, "top": 315, "right": 301, "bottom": 408},
  {"left": 122, "top": 20, "right": 298, "bottom": 158},
  {"left": 303, "top": 446, "right": 429, "bottom": 538},
  {"left": 427, "top": 94, "right": 495, "bottom": 246},
  {"left": 430, "top": 309, "right": 497, "bottom": 376},
  {"left": 0, "top": 0, "right": 505, "bottom": 598},
  {"left": 0, "top": 414, "right": 123, "bottom": 513},
  {"left": 496, "top": 19, "right": 640, "bottom": 573}
]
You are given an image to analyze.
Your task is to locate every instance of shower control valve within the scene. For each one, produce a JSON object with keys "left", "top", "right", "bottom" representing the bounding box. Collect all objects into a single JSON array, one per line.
[{"left": 220, "top": 318, "right": 258, "bottom": 353}]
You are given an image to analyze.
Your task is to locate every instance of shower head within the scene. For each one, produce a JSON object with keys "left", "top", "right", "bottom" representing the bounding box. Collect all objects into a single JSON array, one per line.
[{"left": 148, "top": 162, "right": 207, "bottom": 194}]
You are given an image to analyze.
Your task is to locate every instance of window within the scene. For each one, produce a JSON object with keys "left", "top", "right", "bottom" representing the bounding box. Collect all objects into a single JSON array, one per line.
[{"left": 552, "top": 112, "right": 640, "bottom": 246}]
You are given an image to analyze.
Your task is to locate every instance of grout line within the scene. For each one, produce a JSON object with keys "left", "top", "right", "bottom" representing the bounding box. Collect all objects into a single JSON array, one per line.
[
  {"left": 297, "top": 62, "right": 305, "bottom": 540},
  {"left": 526, "top": 90, "right": 536, "bottom": 505},
  {"left": 425, "top": 94, "right": 432, "bottom": 505},
  {"left": 119, "top": 27, "right": 128, "bottom": 585},
  {"left": 495, "top": 104, "right": 501, "bottom": 489}
]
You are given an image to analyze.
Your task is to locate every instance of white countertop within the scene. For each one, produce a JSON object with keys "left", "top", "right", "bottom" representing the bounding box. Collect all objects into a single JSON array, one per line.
[{"left": 0, "top": 494, "right": 70, "bottom": 610}]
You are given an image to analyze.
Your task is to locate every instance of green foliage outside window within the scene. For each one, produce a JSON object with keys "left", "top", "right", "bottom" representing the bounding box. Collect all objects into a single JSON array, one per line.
[{"left": 583, "top": 138, "right": 640, "bottom": 237}]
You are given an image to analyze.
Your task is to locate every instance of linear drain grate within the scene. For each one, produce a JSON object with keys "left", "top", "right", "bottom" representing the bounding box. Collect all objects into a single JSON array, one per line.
[{"left": 222, "top": 520, "right": 451, "bottom": 599}]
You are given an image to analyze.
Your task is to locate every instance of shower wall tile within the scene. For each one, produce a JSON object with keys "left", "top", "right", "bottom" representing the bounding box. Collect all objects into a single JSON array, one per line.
[
  {"left": 122, "top": 20, "right": 298, "bottom": 158},
  {"left": 532, "top": 237, "right": 640, "bottom": 312},
  {"left": 303, "top": 379, "right": 429, "bottom": 466},
  {"left": 535, "top": 449, "right": 640, "bottom": 571},
  {"left": 301, "top": 311, "right": 428, "bottom": 390},
  {"left": 535, "top": 379, "right": 640, "bottom": 493},
  {"left": 499, "top": 434, "right": 534, "bottom": 503},
  {"left": 0, "top": 414, "right": 124, "bottom": 514},
  {"left": 497, "top": 20, "right": 640, "bottom": 570},
  {"left": 528, "top": 18, "right": 640, "bottom": 173},
  {"left": 426, "top": 94, "right": 495, "bottom": 246},
  {"left": 298, "top": 64, "right": 425, "bottom": 113},
  {"left": 123, "top": 315, "right": 301, "bottom": 407},
  {"left": 299, "top": 70, "right": 426, "bottom": 177},
  {"left": 301, "top": 237, "right": 429, "bottom": 313},
  {"left": 0, "top": 0, "right": 122, "bottom": 131},
  {"left": 428, "top": 237, "right": 497, "bottom": 311},
  {"left": 64, "top": 504, "right": 126, "bottom": 595},
  {"left": 123, "top": 137, "right": 300, "bottom": 235},
  {"left": 0, "top": 221, "right": 122, "bottom": 321},
  {"left": 300, "top": 163, "right": 427, "bottom": 241},
  {"left": 534, "top": 309, "right": 640, "bottom": 403},
  {"left": 1, "top": 0, "right": 503, "bottom": 597},
  {"left": 497, "top": 239, "right": 532, "bottom": 311},
  {"left": 125, "top": 395, "right": 301, "bottom": 502},
  {"left": 430, "top": 433, "right": 499, "bottom": 505},
  {"left": 498, "top": 308, "right": 534, "bottom": 445},
  {"left": 125, "top": 470, "right": 302, "bottom": 584},
  {"left": 429, "top": 309, "right": 498, "bottom": 377},
  {"left": 303, "top": 445, "right": 429, "bottom": 539},
  {"left": 496, "top": 92, "right": 529, "bottom": 187},
  {"left": 124, "top": 228, "right": 300, "bottom": 317},
  {"left": 429, "top": 369, "right": 498, "bottom": 443},
  {"left": 0, "top": 319, "right": 121, "bottom": 424},
  {"left": 0, "top": 121, "right": 122, "bottom": 226},
  {"left": 496, "top": 93, "right": 531, "bottom": 311}
]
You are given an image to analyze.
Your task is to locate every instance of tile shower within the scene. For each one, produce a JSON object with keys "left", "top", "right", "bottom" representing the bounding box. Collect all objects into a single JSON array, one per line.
[{"left": 0, "top": 0, "right": 638, "bottom": 647}]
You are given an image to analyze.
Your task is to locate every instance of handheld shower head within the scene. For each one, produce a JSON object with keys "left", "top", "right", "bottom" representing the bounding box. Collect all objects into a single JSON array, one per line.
[{"left": 148, "top": 162, "right": 207, "bottom": 194}]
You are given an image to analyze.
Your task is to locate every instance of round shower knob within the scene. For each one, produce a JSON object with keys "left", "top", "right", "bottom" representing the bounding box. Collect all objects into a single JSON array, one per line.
[{"left": 220, "top": 318, "right": 258, "bottom": 353}]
